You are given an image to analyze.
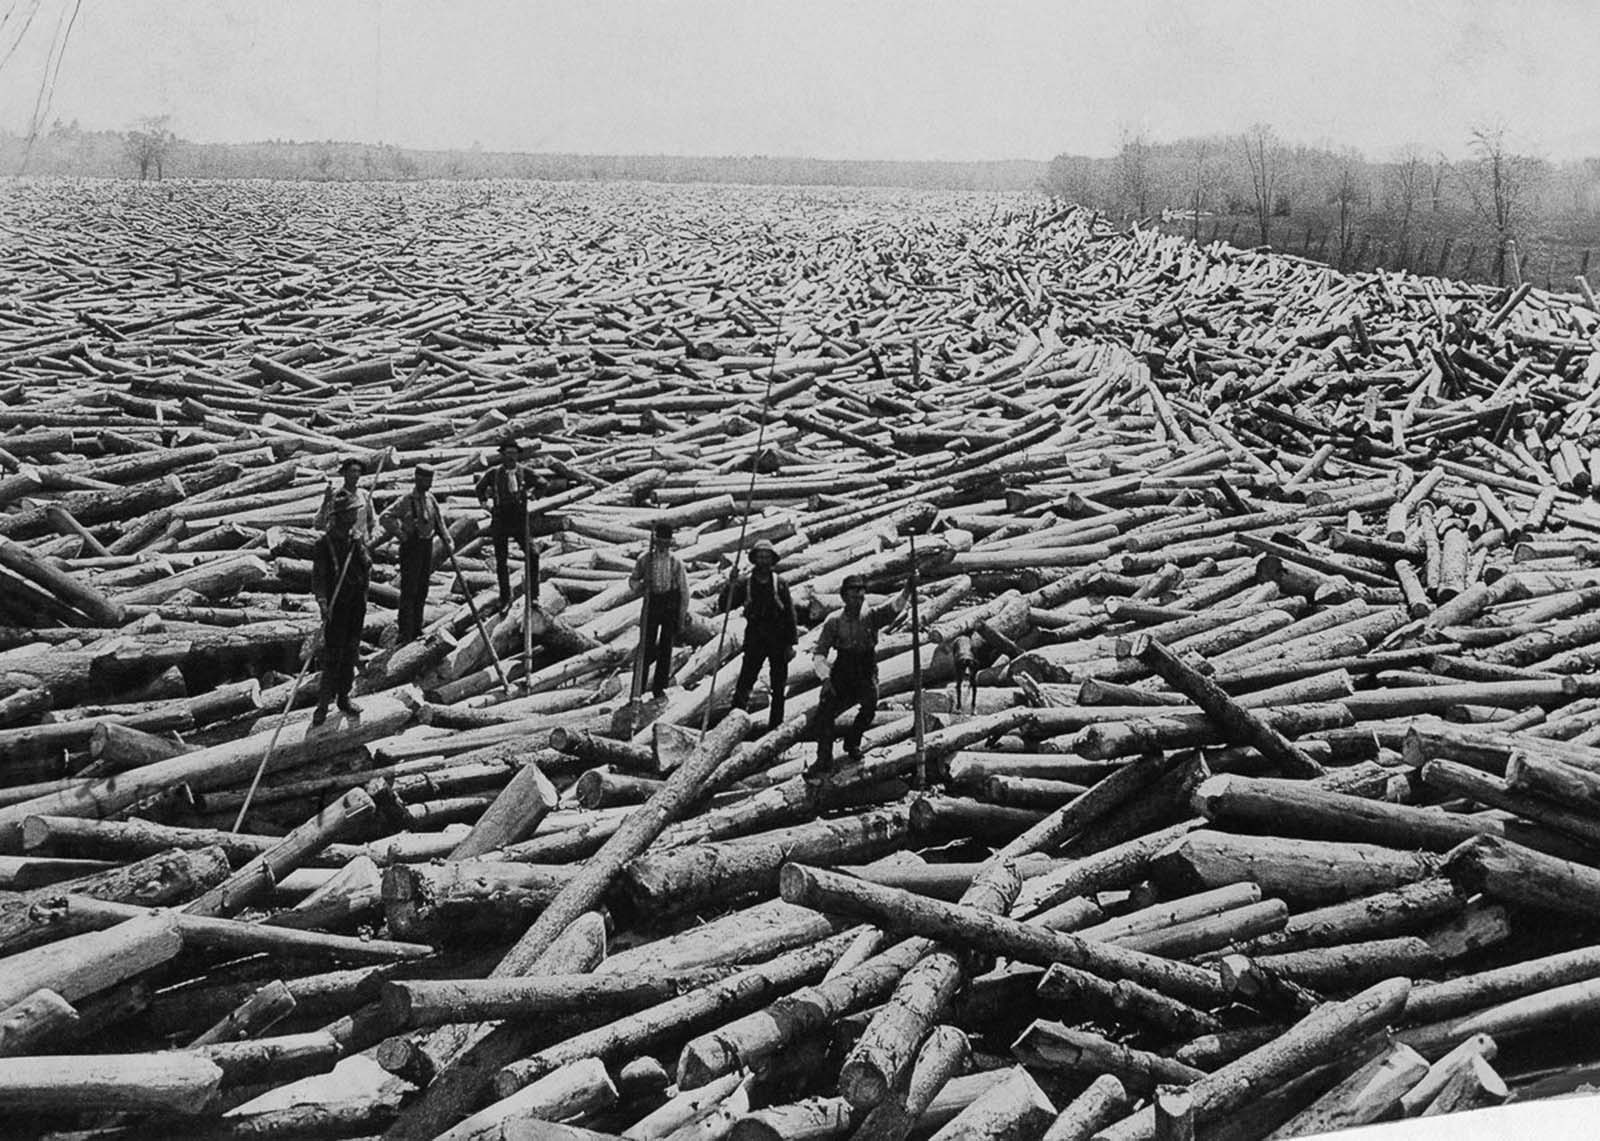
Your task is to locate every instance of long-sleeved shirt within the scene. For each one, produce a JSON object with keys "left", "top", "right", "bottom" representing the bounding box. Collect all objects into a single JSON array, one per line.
[
  {"left": 311, "top": 533, "right": 371, "bottom": 616},
  {"left": 314, "top": 483, "right": 376, "bottom": 543},
  {"left": 817, "top": 600, "right": 900, "bottom": 660},
  {"left": 728, "top": 570, "right": 798, "bottom": 645},
  {"left": 475, "top": 463, "right": 548, "bottom": 529},
  {"left": 380, "top": 488, "right": 446, "bottom": 544},
  {"left": 631, "top": 548, "right": 689, "bottom": 597}
]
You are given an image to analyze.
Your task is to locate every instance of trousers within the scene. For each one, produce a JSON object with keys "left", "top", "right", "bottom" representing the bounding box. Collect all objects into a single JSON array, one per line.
[
  {"left": 733, "top": 635, "right": 790, "bottom": 729},
  {"left": 318, "top": 598, "right": 366, "bottom": 706},
  {"left": 397, "top": 537, "right": 432, "bottom": 645},
  {"left": 639, "top": 590, "right": 681, "bottom": 696},
  {"left": 491, "top": 523, "right": 536, "bottom": 608},
  {"left": 814, "top": 652, "right": 877, "bottom": 770}
]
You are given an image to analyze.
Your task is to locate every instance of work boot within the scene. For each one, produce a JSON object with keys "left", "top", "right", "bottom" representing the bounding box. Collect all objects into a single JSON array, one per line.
[
  {"left": 311, "top": 703, "right": 329, "bottom": 728},
  {"left": 338, "top": 697, "right": 361, "bottom": 717}
]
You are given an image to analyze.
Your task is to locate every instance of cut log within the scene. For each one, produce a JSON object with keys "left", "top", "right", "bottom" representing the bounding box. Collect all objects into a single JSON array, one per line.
[
  {"left": 0, "top": 987, "right": 78, "bottom": 1057},
  {"left": 1042, "top": 1074, "right": 1128, "bottom": 1141},
  {"left": 0, "top": 1051, "right": 223, "bottom": 1114},
  {"left": 926, "top": 1065, "right": 1055, "bottom": 1141},
  {"left": 1094, "top": 978, "right": 1410, "bottom": 1141}
]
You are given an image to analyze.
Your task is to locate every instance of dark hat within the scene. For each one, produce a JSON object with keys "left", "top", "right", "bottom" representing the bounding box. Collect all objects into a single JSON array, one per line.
[
  {"left": 654, "top": 520, "right": 674, "bottom": 539},
  {"left": 497, "top": 438, "right": 521, "bottom": 453},
  {"left": 414, "top": 464, "right": 435, "bottom": 479},
  {"left": 841, "top": 574, "right": 866, "bottom": 592},
  {"left": 338, "top": 457, "right": 367, "bottom": 475},
  {"left": 329, "top": 490, "right": 359, "bottom": 518}
]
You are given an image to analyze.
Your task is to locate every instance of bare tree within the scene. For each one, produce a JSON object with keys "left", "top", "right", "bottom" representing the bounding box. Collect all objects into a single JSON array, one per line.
[
  {"left": 1331, "top": 148, "right": 1365, "bottom": 269},
  {"left": 1183, "top": 137, "right": 1222, "bottom": 242},
  {"left": 1458, "top": 125, "right": 1543, "bottom": 284},
  {"left": 1116, "top": 127, "right": 1153, "bottom": 220},
  {"left": 123, "top": 115, "right": 176, "bottom": 180},
  {"left": 1429, "top": 151, "right": 1450, "bottom": 213},
  {"left": 1240, "top": 123, "right": 1280, "bottom": 246},
  {"left": 1386, "top": 147, "right": 1427, "bottom": 261}
]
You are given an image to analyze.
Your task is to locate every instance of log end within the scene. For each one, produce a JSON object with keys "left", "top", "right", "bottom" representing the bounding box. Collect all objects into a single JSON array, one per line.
[
  {"left": 777, "top": 862, "right": 822, "bottom": 909},
  {"left": 677, "top": 1035, "right": 740, "bottom": 1092}
]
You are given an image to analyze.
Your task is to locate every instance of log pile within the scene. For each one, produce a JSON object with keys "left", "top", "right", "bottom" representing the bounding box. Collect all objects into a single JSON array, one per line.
[{"left": 1, "top": 177, "right": 1600, "bottom": 1138}]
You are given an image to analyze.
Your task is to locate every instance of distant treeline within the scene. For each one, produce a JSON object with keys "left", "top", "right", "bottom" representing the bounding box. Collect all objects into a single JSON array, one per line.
[
  {"left": 2, "top": 121, "right": 1045, "bottom": 192},
  {"left": 1043, "top": 125, "right": 1600, "bottom": 290}
]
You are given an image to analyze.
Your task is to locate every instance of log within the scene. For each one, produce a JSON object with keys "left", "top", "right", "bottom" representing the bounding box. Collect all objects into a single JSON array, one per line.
[
  {"left": 0, "top": 844, "right": 229, "bottom": 954},
  {"left": 1151, "top": 831, "right": 1442, "bottom": 906},
  {"left": 1042, "top": 1075, "right": 1128, "bottom": 1141},
  {"left": 1013, "top": 1020, "right": 1205, "bottom": 1092},
  {"left": 836, "top": 866, "right": 1018, "bottom": 1112},
  {"left": 1396, "top": 1033, "right": 1497, "bottom": 1116},
  {"left": 0, "top": 987, "right": 78, "bottom": 1057},
  {"left": 381, "top": 972, "right": 719, "bottom": 1028},
  {"left": 623, "top": 805, "right": 911, "bottom": 915},
  {"left": 0, "top": 535, "right": 127, "bottom": 626},
  {"left": 1416, "top": 1053, "right": 1507, "bottom": 1115},
  {"left": 1094, "top": 978, "right": 1411, "bottom": 1141},
  {"left": 780, "top": 864, "right": 1229, "bottom": 1007},
  {"left": 1037, "top": 963, "right": 1223, "bottom": 1039},
  {"left": 1192, "top": 773, "right": 1492, "bottom": 851},
  {"left": 676, "top": 935, "right": 930, "bottom": 1089},
  {"left": 1131, "top": 635, "right": 1323, "bottom": 777},
  {"left": 0, "top": 692, "right": 414, "bottom": 852},
  {"left": 382, "top": 861, "right": 575, "bottom": 942},
  {"left": 39, "top": 893, "right": 432, "bottom": 962},
  {"left": 926, "top": 1066, "right": 1055, "bottom": 1141},
  {"left": 493, "top": 927, "right": 859, "bottom": 1095},
  {"left": 0, "top": 912, "right": 182, "bottom": 1009},
  {"left": 447, "top": 762, "right": 557, "bottom": 859},
  {"left": 188, "top": 978, "right": 297, "bottom": 1046},
  {"left": 184, "top": 788, "right": 375, "bottom": 917},
  {"left": 437, "top": 1057, "right": 618, "bottom": 1141},
  {"left": 848, "top": 1021, "right": 968, "bottom": 1141},
  {"left": 490, "top": 709, "right": 751, "bottom": 980},
  {"left": 0, "top": 1051, "right": 223, "bottom": 1114}
]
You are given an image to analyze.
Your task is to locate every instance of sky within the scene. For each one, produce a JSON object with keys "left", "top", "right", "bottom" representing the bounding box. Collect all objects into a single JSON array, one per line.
[{"left": 0, "top": 0, "right": 1595, "bottom": 162}]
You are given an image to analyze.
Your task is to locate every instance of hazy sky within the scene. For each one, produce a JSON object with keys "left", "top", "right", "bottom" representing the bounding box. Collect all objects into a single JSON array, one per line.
[{"left": 0, "top": 0, "right": 1595, "bottom": 162}]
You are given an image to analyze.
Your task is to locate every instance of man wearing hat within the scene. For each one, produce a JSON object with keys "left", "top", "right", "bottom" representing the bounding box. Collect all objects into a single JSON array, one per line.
[
  {"left": 475, "top": 438, "right": 546, "bottom": 612},
  {"left": 379, "top": 464, "right": 448, "bottom": 645},
  {"left": 311, "top": 489, "right": 371, "bottom": 726},
  {"left": 315, "top": 456, "right": 375, "bottom": 543},
  {"left": 628, "top": 521, "right": 690, "bottom": 699},
  {"left": 810, "top": 574, "right": 913, "bottom": 779},
  {"left": 727, "top": 538, "right": 797, "bottom": 730}
]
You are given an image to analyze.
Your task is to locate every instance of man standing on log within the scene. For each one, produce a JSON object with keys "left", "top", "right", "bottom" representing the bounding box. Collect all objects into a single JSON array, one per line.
[
  {"left": 475, "top": 438, "right": 543, "bottom": 613},
  {"left": 810, "top": 574, "right": 911, "bottom": 781},
  {"left": 314, "top": 457, "right": 375, "bottom": 543},
  {"left": 379, "top": 464, "right": 447, "bottom": 645},
  {"left": 629, "top": 521, "right": 690, "bottom": 700},
  {"left": 311, "top": 491, "right": 370, "bottom": 727},
  {"left": 726, "top": 538, "right": 797, "bottom": 730}
]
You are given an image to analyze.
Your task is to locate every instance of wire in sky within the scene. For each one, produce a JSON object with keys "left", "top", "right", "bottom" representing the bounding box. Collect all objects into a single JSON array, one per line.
[
  {"left": 0, "top": 0, "right": 41, "bottom": 76},
  {"left": 38, "top": 0, "right": 80, "bottom": 124},
  {"left": 18, "top": 0, "right": 82, "bottom": 175}
]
